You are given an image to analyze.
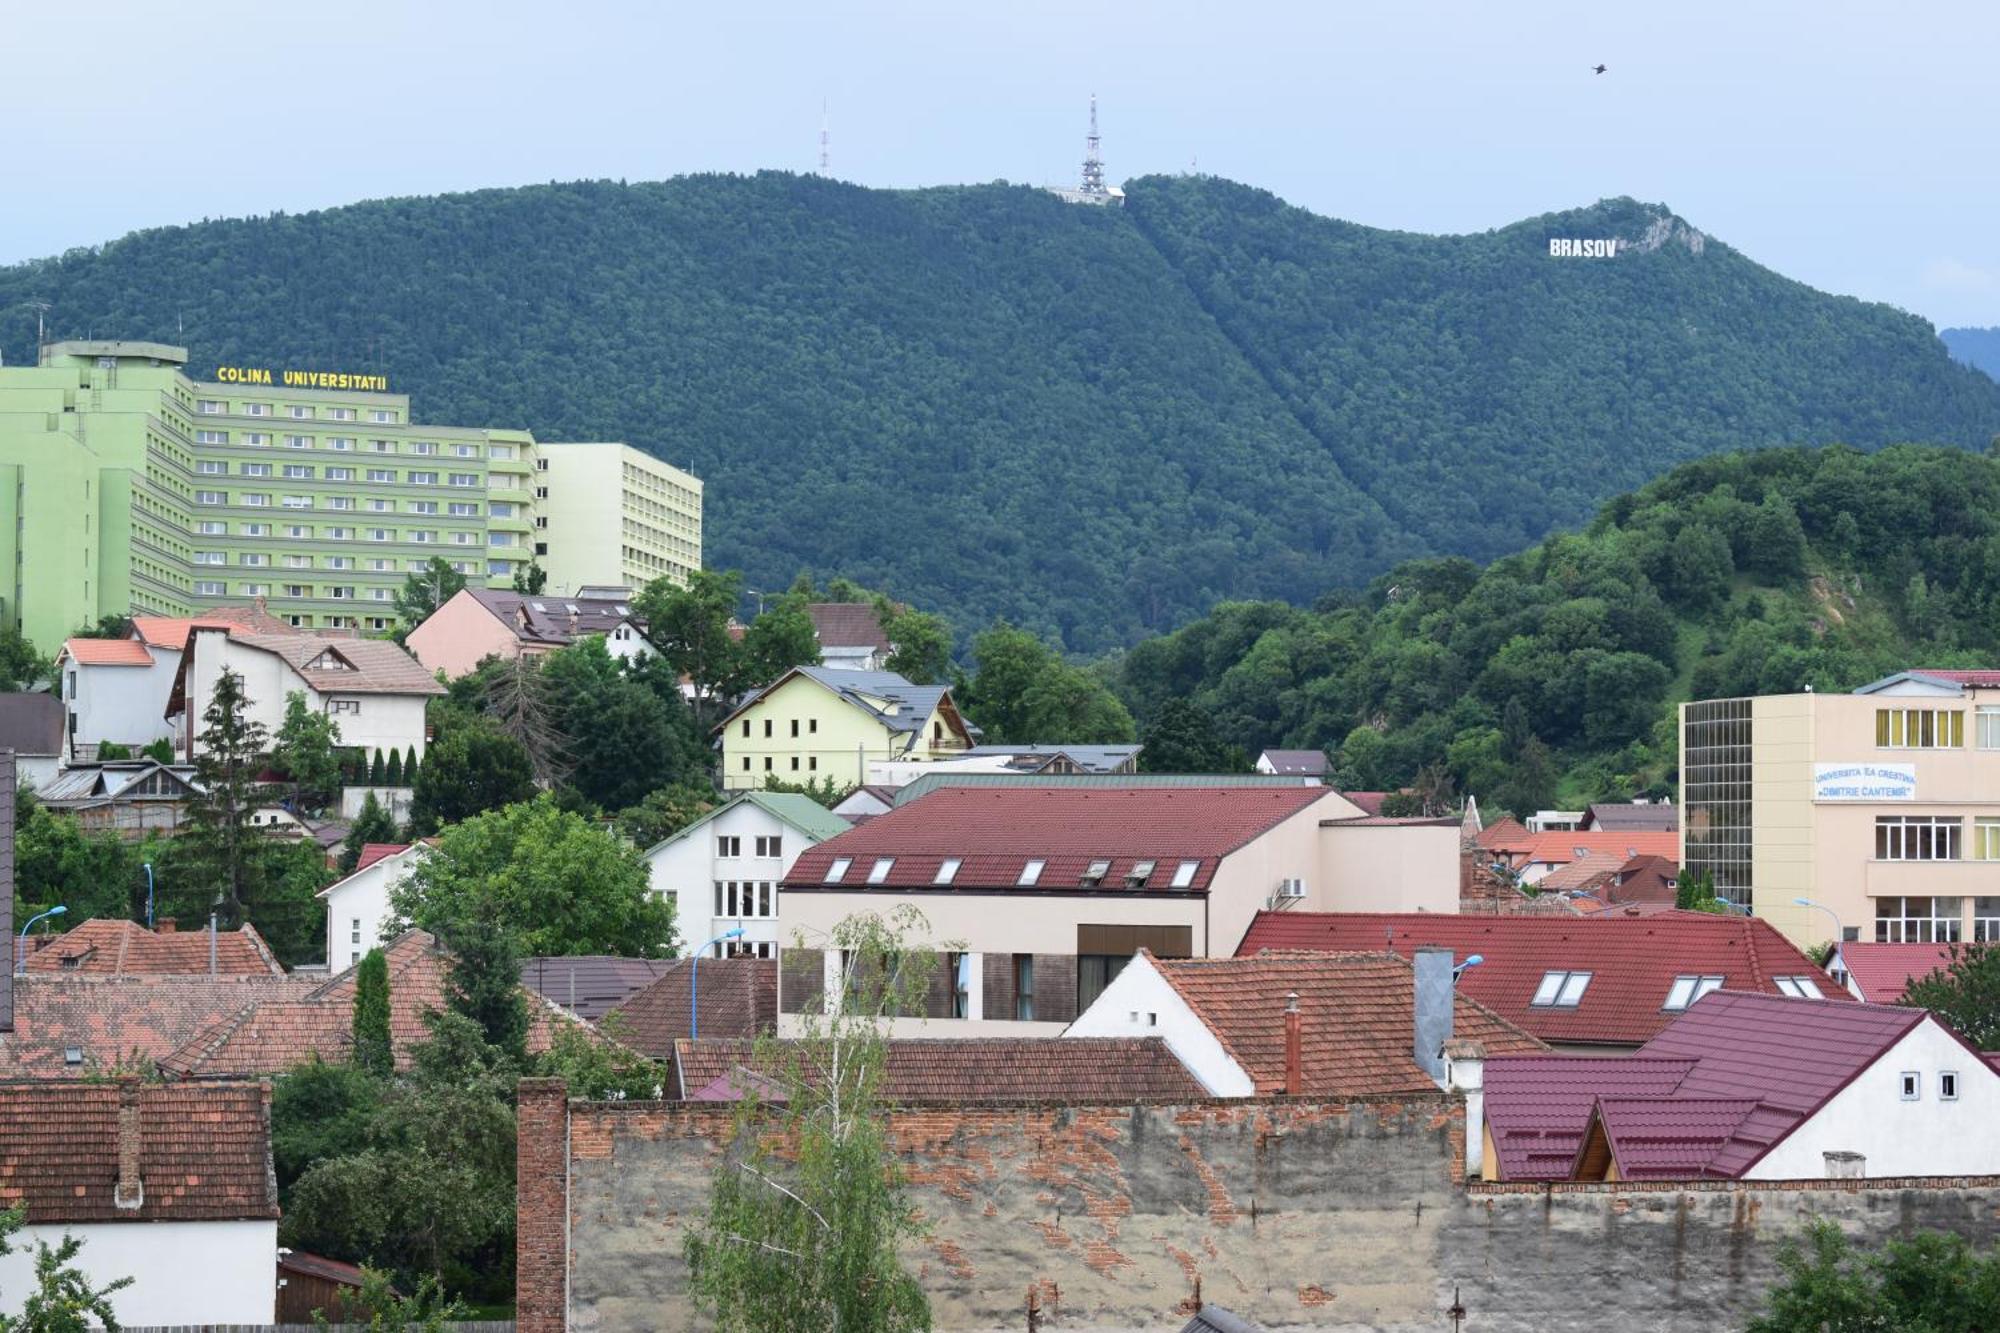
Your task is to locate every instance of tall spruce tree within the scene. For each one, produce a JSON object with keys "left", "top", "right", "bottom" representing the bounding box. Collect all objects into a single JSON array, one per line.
[{"left": 183, "top": 669, "right": 271, "bottom": 929}]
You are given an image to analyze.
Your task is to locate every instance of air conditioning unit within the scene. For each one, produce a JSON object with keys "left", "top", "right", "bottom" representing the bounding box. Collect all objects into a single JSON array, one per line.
[{"left": 1277, "top": 877, "right": 1305, "bottom": 899}]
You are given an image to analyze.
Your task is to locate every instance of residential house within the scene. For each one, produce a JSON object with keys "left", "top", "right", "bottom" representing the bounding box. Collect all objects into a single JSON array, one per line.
[
  {"left": 867, "top": 743, "right": 1143, "bottom": 785},
  {"left": 1065, "top": 949, "right": 1543, "bottom": 1099},
  {"left": 0, "top": 692, "right": 65, "bottom": 789},
  {"left": 672, "top": 1035, "right": 1205, "bottom": 1102},
  {"left": 318, "top": 842, "right": 426, "bottom": 972},
  {"left": 1524, "top": 810, "right": 1586, "bottom": 833},
  {"left": 1498, "top": 830, "right": 1681, "bottom": 886},
  {"left": 37, "top": 760, "right": 202, "bottom": 838},
  {"left": 830, "top": 784, "right": 899, "bottom": 822},
  {"left": 159, "top": 930, "right": 581, "bottom": 1077},
  {"left": 1482, "top": 991, "right": 2000, "bottom": 1181},
  {"left": 1237, "top": 911, "right": 1846, "bottom": 1052},
  {"left": 1832, "top": 941, "right": 1956, "bottom": 1003},
  {"left": 605, "top": 958, "right": 779, "bottom": 1058},
  {"left": 882, "top": 770, "right": 1345, "bottom": 810},
  {"left": 1681, "top": 669, "right": 2000, "bottom": 949},
  {"left": 23, "top": 918, "right": 284, "bottom": 977},
  {"left": 1579, "top": 800, "right": 1679, "bottom": 833},
  {"left": 0, "top": 1082, "right": 279, "bottom": 1326},
  {"left": 717, "top": 666, "right": 975, "bottom": 792},
  {"left": 520, "top": 955, "right": 678, "bottom": 1021},
  {"left": 1566, "top": 855, "right": 1681, "bottom": 915},
  {"left": 173, "top": 625, "right": 443, "bottom": 764},
  {"left": 776, "top": 784, "right": 1457, "bottom": 1035},
  {"left": 643, "top": 792, "right": 851, "bottom": 959},
  {"left": 806, "top": 602, "right": 893, "bottom": 672},
  {"left": 56, "top": 605, "right": 291, "bottom": 761},
  {"left": 405, "top": 586, "right": 655, "bottom": 679},
  {"left": 1254, "top": 749, "right": 1329, "bottom": 778},
  {"left": 0, "top": 974, "right": 315, "bottom": 1078}
]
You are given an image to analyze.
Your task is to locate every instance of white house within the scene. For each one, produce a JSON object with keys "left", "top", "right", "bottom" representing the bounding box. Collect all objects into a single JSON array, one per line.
[
  {"left": 57, "top": 607, "right": 294, "bottom": 761},
  {"left": 0, "top": 1082, "right": 278, "bottom": 1326},
  {"left": 319, "top": 842, "right": 427, "bottom": 971},
  {"left": 174, "top": 625, "right": 443, "bottom": 764},
  {"left": 0, "top": 693, "right": 66, "bottom": 790},
  {"left": 644, "top": 793, "right": 853, "bottom": 959}
]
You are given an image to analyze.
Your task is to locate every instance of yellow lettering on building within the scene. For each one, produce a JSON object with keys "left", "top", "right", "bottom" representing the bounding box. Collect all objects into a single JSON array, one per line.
[{"left": 213, "top": 367, "right": 387, "bottom": 392}]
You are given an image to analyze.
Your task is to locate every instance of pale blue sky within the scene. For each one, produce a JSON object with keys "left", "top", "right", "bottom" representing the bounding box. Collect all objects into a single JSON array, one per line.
[{"left": 5, "top": 0, "right": 1996, "bottom": 326}]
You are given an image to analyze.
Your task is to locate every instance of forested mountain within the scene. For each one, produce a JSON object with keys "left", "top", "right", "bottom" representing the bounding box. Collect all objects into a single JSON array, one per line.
[
  {"left": 1943, "top": 326, "right": 2000, "bottom": 381},
  {"left": 1116, "top": 445, "right": 2000, "bottom": 815},
  {"left": 4, "top": 174, "right": 1996, "bottom": 649}
]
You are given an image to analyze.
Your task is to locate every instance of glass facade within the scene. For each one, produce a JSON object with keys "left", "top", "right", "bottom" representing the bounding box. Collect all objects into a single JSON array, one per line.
[{"left": 1682, "top": 697, "right": 1753, "bottom": 906}]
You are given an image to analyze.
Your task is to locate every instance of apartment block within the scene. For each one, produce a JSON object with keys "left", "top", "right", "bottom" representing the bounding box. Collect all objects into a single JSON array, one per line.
[{"left": 533, "top": 442, "right": 702, "bottom": 596}]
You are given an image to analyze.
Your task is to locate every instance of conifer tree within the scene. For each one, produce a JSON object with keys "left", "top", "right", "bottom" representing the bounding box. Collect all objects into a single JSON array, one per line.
[{"left": 351, "top": 948, "right": 394, "bottom": 1078}]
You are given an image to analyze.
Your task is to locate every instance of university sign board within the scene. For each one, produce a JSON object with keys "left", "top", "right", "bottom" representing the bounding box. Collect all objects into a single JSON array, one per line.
[
  {"left": 1813, "top": 762, "right": 1917, "bottom": 802},
  {"left": 213, "top": 366, "right": 389, "bottom": 392}
]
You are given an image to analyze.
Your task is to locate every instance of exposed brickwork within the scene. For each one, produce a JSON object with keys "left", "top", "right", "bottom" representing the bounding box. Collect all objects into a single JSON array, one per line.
[
  {"left": 1031, "top": 953, "right": 1078, "bottom": 1024},
  {"left": 981, "top": 951, "right": 1016, "bottom": 1021},
  {"left": 778, "top": 947, "right": 823, "bottom": 1016},
  {"left": 515, "top": 1078, "right": 570, "bottom": 1333}
]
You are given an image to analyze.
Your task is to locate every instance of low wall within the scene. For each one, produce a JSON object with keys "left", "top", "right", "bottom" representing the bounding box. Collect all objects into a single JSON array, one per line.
[{"left": 517, "top": 1079, "right": 2000, "bottom": 1332}]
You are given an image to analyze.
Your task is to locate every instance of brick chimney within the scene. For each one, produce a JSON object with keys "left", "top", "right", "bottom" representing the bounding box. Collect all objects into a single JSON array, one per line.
[
  {"left": 114, "top": 1080, "right": 145, "bottom": 1211},
  {"left": 1283, "top": 991, "right": 1303, "bottom": 1095},
  {"left": 1413, "top": 947, "right": 1455, "bottom": 1085},
  {"left": 156, "top": 917, "right": 177, "bottom": 934}
]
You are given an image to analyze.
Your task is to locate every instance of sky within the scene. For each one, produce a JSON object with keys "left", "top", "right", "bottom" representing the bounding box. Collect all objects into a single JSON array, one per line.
[{"left": 4, "top": 0, "right": 1997, "bottom": 328}]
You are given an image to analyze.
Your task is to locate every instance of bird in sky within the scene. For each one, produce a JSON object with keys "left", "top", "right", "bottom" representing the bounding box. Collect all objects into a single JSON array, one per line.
[{"left": 1593, "top": 64, "right": 1608, "bottom": 74}]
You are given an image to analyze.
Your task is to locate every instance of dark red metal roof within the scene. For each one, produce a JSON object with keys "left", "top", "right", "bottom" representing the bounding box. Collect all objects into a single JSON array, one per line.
[{"left": 1838, "top": 941, "right": 1956, "bottom": 1003}]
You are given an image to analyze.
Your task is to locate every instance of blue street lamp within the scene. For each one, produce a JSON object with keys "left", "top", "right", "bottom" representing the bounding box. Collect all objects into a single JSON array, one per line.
[
  {"left": 1793, "top": 898, "right": 1847, "bottom": 977},
  {"left": 17, "top": 905, "right": 67, "bottom": 974},
  {"left": 143, "top": 863, "right": 155, "bottom": 929},
  {"left": 1454, "top": 953, "right": 1484, "bottom": 982},
  {"left": 691, "top": 928, "right": 747, "bottom": 1041}
]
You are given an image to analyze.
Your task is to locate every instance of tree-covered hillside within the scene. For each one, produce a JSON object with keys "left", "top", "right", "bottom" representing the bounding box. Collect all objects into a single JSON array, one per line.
[
  {"left": 4, "top": 174, "right": 1996, "bottom": 648},
  {"left": 1116, "top": 445, "right": 2000, "bottom": 814},
  {"left": 1943, "top": 326, "right": 2000, "bottom": 381}
]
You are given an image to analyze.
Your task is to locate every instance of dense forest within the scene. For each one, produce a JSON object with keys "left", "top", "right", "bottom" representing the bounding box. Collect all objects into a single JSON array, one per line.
[
  {"left": 1943, "top": 326, "right": 2000, "bottom": 380},
  {"left": 1115, "top": 444, "right": 2000, "bottom": 813},
  {"left": 4, "top": 174, "right": 1997, "bottom": 649}
]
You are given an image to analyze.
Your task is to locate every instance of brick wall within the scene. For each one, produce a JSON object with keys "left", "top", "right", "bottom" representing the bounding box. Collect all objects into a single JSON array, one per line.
[
  {"left": 521, "top": 1085, "right": 2000, "bottom": 1331},
  {"left": 778, "top": 947, "right": 823, "bottom": 1016},
  {"left": 1030, "top": 953, "right": 1078, "bottom": 1024},
  {"left": 980, "top": 952, "right": 1015, "bottom": 1021},
  {"left": 515, "top": 1078, "right": 569, "bottom": 1333}
]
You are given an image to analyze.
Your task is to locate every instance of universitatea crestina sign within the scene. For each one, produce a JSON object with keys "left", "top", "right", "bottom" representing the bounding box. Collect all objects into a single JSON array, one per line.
[{"left": 213, "top": 367, "right": 389, "bottom": 392}]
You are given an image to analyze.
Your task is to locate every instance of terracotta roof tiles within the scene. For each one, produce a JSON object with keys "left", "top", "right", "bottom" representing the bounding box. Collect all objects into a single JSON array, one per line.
[
  {"left": 807, "top": 602, "right": 892, "bottom": 652},
  {"left": 1837, "top": 941, "right": 1957, "bottom": 1003},
  {"left": 25, "top": 919, "right": 284, "bottom": 977},
  {"left": 59, "top": 638, "right": 152, "bottom": 667},
  {"left": 673, "top": 1036, "right": 1206, "bottom": 1103},
  {"left": 0, "top": 975, "right": 317, "bottom": 1078},
  {"left": 606, "top": 959, "right": 776, "bottom": 1058}
]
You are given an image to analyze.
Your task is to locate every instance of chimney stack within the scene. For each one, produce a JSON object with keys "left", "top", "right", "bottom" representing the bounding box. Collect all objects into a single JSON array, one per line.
[
  {"left": 156, "top": 917, "right": 177, "bottom": 934},
  {"left": 1283, "top": 992, "right": 1303, "bottom": 1095},
  {"left": 114, "top": 1080, "right": 145, "bottom": 1211},
  {"left": 209, "top": 913, "right": 218, "bottom": 976},
  {"left": 1412, "top": 948, "right": 1455, "bottom": 1085}
]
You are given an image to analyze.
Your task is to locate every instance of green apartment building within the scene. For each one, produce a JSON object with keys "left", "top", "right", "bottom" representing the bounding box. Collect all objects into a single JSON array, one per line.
[{"left": 0, "top": 341, "right": 700, "bottom": 649}]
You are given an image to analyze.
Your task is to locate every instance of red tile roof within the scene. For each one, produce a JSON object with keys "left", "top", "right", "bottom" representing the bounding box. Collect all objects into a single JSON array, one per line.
[
  {"left": 1838, "top": 941, "right": 1957, "bottom": 1003},
  {"left": 1340, "top": 791, "right": 1387, "bottom": 816},
  {"left": 132, "top": 605, "right": 294, "bottom": 649},
  {"left": 783, "top": 785, "right": 1337, "bottom": 893},
  {"left": 1238, "top": 911, "right": 1847, "bottom": 1047},
  {"left": 1474, "top": 817, "right": 1532, "bottom": 854},
  {"left": 607, "top": 959, "right": 776, "bottom": 1058},
  {"left": 352, "top": 842, "right": 412, "bottom": 874},
  {"left": 1513, "top": 831, "right": 1680, "bottom": 867},
  {"left": 1152, "top": 952, "right": 1545, "bottom": 1096},
  {"left": 1485, "top": 992, "right": 1943, "bottom": 1181},
  {"left": 673, "top": 1036, "right": 1206, "bottom": 1103},
  {"left": 0, "top": 975, "right": 317, "bottom": 1078},
  {"left": 60, "top": 637, "right": 152, "bottom": 667},
  {"left": 0, "top": 1081, "right": 278, "bottom": 1223},
  {"left": 25, "top": 918, "right": 284, "bottom": 977},
  {"left": 1914, "top": 669, "right": 2000, "bottom": 688},
  {"left": 807, "top": 602, "right": 892, "bottom": 652}
]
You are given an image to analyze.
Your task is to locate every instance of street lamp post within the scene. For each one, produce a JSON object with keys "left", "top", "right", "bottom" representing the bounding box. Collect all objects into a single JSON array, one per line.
[
  {"left": 691, "top": 927, "right": 747, "bottom": 1041},
  {"left": 16, "top": 905, "right": 67, "bottom": 974},
  {"left": 1792, "top": 897, "right": 1848, "bottom": 978}
]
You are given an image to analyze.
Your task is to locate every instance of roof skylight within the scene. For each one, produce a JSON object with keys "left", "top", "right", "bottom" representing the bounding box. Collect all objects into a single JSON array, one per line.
[{"left": 824, "top": 857, "right": 852, "bottom": 884}]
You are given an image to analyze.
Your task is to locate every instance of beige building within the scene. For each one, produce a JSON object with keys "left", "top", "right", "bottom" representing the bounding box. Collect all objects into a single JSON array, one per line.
[
  {"left": 535, "top": 443, "right": 701, "bottom": 595},
  {"left": 716, "top": 666, "right": 974, "bottom": 791},
  {"left": 1680, "top": 670, "right": 2000, "bottom": 950},
  {"left": 775, "top": 783, "right": 1461, "bottom": 1035}
]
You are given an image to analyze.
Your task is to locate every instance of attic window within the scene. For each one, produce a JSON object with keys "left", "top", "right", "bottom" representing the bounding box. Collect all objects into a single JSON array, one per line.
[
  {"left": 63, "top": 1047, "right": 83, "bottom": 1067},
  {"left": 1170, "top": 860, "right": 1200, "bottom": 889},
  {"left": 1080, "top": 859, "right": 1112, "bottom": 888},
  {"left": 866, "top": 857, "right": 895, "bottom": 885},
  {"left": 1941, "top": 1070, "right": 1960, "bottom": 1101},
  {"left": 934, "top": 858, "right": 962, "bottom": 885},
  {"left": 824, "top": 857, "right": 852, "bottom": 884},
  {"left": 306, "top": 650, "right": 355, "bottom": 671},
  {"left": 1774, "top": 975, "right": 1825, "bottom": 1000},
  {"left": 1018, "top": 859, "right": 1045, "bottom": 887},
  {"left": 1664, "top": 975, "right": 1725, "bottom": 1011},
  {"left": 1531, "top": 970, "right": 1592, "bottom": 1007},
  {"left": 1125, "top": 859, "right": 1157, "bottom": 889}
]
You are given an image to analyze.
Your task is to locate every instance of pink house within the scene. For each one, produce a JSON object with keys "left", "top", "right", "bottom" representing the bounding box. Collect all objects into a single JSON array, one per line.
[{"left": 405, "top": 587, "right": 656, "bottom": 678}]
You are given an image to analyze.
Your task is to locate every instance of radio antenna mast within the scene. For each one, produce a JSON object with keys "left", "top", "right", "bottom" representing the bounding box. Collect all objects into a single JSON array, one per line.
[{"left": 819, "top": 100, "right": 830, "bottom": 175}]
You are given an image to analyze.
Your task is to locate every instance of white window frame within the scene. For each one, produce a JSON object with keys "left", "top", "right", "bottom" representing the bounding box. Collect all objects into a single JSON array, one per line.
[
  {"left": 1941, "top": 1071, "right": 1960, "bottom": 1101},
  {"left": 866, "top": 857, "right": 895, "bottom": 885},
  {"left": 1018, "top": 859, "right": 1045, "bottom": 887},
  {"left": 935, "top": 858, "right": 962, "bottom": 885},
  {"left": 1532, "top": 970, "right": 1592, "bottom": 1007},
  {"left": 1900, "top": 1071, "right": 1921, "bottom": 1101},
  {"left": 824, "top": 857, "right": 852, "bottom": 884}
]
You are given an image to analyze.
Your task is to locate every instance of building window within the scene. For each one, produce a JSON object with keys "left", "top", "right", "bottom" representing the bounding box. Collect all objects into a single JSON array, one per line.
[
  {"left": 1077, "top": 954, "right": 1131, "bottom": 1012},
  {"left": 1875, "top": 896, "right": 1963, "bottom": 943},
  {"left": 282, "top": 464, "right": 313, "bottom": 479},
  {"left": 195, "top": 490, "right": 226, "bottom": 505},
  {"left": 763, "top": 719, "right": 773, "bottom": 738},
  {"left": 329, "top": 699, "right": 360, "bottom": 715},
  {"left": 284, "top": 434, "right": 312, "bottom": 449},
  {"left": 790, "top": 719, "right": 799, "bottom": 738},
  {"left": 1773, "top": 975, "right": 1825, "bottom": 999},
  {"left": 1080, "top": 859, "right": 1111, "bottom": 888},
  {"left": 762, "top": 757, "right": 773, "bottom": 771},
  {"left": 351, "top": 918, "right": 361, "bottom": 944},
  {"left": 935, "top": 858, "right": 961, "bottom": 885},
  {"left": 241, "top": 462, "right": 272, "bottom": 477},
  {"left": 370, "top": 409, "right": 396, "bottom": 423},
  {"left": 809, "top": 719, "right": 818, "bottom": 734},
  {"left": 194, "top": 580, "right": 226, "bottom": 596},
  {"left": 197, "top": 460, "right": 227, "bottom": 475},
  {"left": 287, "top": 405, "right": 314, "bottom": 419},
  {"left": 754, "top": 835, "right": 783, "bottom": 858},
  {"left": 1876, "top": 708, "right": 1964, "bottom": 749},
  {"left": 1014, "top": 955, "right": 1036, "bottom": 1021},
  {"left": 1974, "top": 819, "right": 2000, "bottom": 862},
  {"left": 717, "top": 836, "right": 740, "bottom": 858},
  {"left": 409, "top": 471, "right": 439, "bottom": 485},
  {"left": 1901, "top": 1072, "right": 1921, "bottom": 1101},
  {"left": 808, "top": 757, "right": 818, "bottom": 772},
  {"left": 245, "top": 402, "right": 271, "bottom": 416},
  {"left": 790, "top": 757, "right": 800, "bottom": 771},
  {"left": 824, "top": 857, "right": 852, "bottom": 884},
  {"left": 1018, "top": 859, "right": 1045, "bottom": 887},
  {"left": 1975, "top": 898, "right": 2000, "bottom": 943},
  {"left": 866, "top": 857, "right": 895, "bottom": 885},
  {"left": 197, "top": 399, "right": 225, "bottom": 414},
  {"left": 195, "top": 428, "right": 228, "bottom": 444},
  {"left": 1664, "top": 975, "right": 1725, "bottom": 1011},
  {"left": 1941, "top": 1071, "right": 1960, "bottom": 1101},
  {"left": 1531, "top": 970, "right": 1592, "bottom": 1007},
  {"left": 740, "top": 757, "right": 751, "bottom": 771},
  {"left": 950, "top": 952, "right": 972, "bottom": 1018},
  {"left": 1170, "top": 859, "right": 1200, "bottom": 888},
  {"left": 1876, "top": 816, "right": 1962, "bottom": 861},
  {"left": 448, "top": 472, "right": 478, "bottom": 487},
  {"left": 1977, "top": 706, "right": 2000, "bottom": 750}
]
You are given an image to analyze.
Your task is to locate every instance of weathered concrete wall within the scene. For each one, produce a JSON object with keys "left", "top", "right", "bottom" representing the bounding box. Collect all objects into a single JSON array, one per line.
[{"left": 519, "top": 1081, "right": 2000, "bottom": 1332}]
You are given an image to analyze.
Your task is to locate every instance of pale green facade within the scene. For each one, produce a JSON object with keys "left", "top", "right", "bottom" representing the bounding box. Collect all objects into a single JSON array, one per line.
[{"left": 0, "top": 341, "right": 693, "bottom": 651}]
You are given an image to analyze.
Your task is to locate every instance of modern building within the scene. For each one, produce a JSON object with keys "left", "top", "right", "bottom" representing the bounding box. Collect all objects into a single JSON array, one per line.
[
  {"left": 1680, "top": 670, "right": 2000, "bottom": 949},
  {"left": 0, "top": 341, "right": 700, "bottom": 648},
  {"left": 642, "top": 792, "right": 852, "bottom": 960},
  {"left": 534, "top": 442, "right": 701, "bottom": 595},
  {"left": 57, "top": 607, "right": 292, "bottom": 760},
  {"left": 406, "top": 585, "right": 655, "bottom": 678},
  {"left": 319, "top": 842, "right": 426, "bottom": 971},
  {"left": 717, "top": 666, "right": 977, "bottom": 791}
]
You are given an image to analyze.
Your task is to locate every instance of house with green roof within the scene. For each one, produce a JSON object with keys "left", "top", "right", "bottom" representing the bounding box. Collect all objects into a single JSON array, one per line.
[{"left": 643, "top": 791, "right": 852, "bottom": 959}]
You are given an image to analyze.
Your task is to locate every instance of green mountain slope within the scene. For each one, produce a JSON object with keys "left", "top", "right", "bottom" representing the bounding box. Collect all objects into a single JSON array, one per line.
[
  {"left": 1943, "top": 326, "right": 2000, "bottom": 380},
  {"left": 4, "top": 174, "right": 1995, "bottom": 648},
  {"left": 1117, "top": 444, "right": 2000, "bottom": 813}
]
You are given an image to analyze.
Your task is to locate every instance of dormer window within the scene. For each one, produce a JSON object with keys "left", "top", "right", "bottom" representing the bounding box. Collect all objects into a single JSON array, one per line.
[
  {"left": 1774, "top": 975, "right": 1825, "bottom": 1000},
  {"left": 1170, "top": 860, "right": 1199, "bottom": 888},
  {"left": 1018, "top": 859, "right": 1045, "bottom": 887},
  {"left": 1531, "top": 970, "right": 1592, "bottom": 1007},
  {"left": 1080, "top": 859, "right": 1111, "bottom": 888},
  {"left": 824, "top": 857, "right": 852, "bottom": 884},
  {"left": 934, "top": 858, "right": 961, "bottom": 885},
  {"left": 1664, "top": 975, "right": 1725, "bottom": 1011},
  {"left": 866, "top": 857, "right": 895, "bottom": 885},
  {"left": 1125, "top": 859, "right": 1157, "bottom": 889}
]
